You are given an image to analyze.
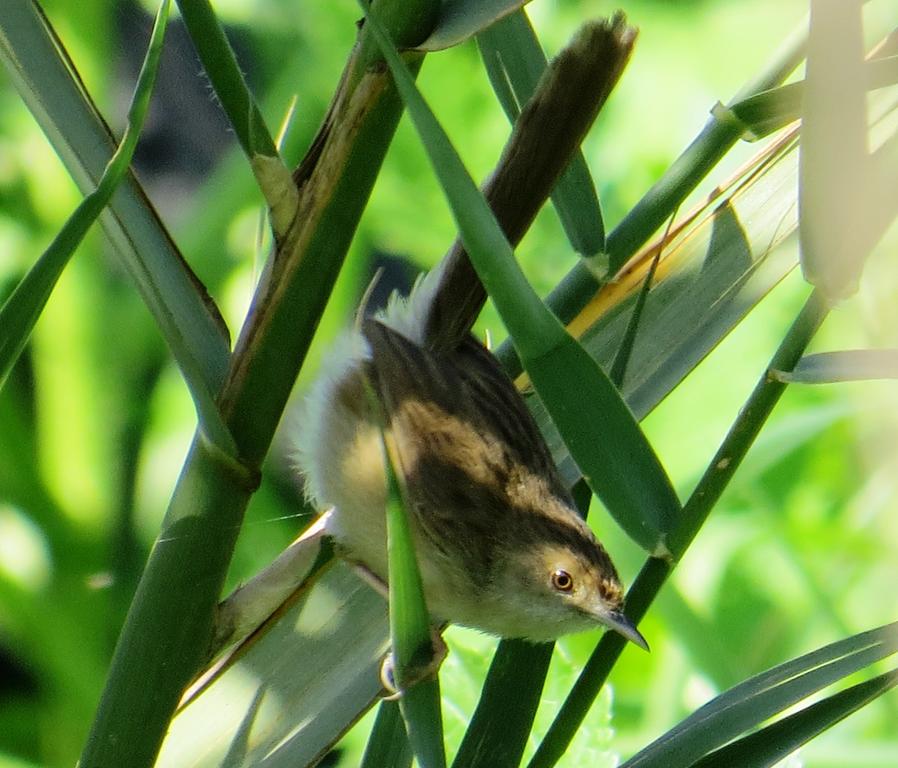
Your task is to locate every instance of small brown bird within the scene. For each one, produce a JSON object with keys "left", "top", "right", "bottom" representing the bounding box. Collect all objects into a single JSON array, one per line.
[{"left": 298, "top": 282, "right": 647, "bottom": 649}]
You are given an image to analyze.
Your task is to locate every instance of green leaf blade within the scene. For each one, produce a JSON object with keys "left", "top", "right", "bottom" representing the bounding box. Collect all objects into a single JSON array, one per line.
[
  {"left": 692, "top": 668, "right": 898, "bottom": 768},
  {"left": 772, "top": 349, "right": 898, "bottom": 384},
  {"left": 418, "top": 0, "right": 531, "bottom": 52},
  {"left": 0, "top": 0, "right": 231, "bottom": 396},
  {"left": 383, "top": 438, "right": 434, "bottom": 679},
  {"left": 524, "top": 338, "right": 678, "bottom": 552},
  {"left": 362, "top": 5, "right": 679, "bottom": 552},
  {"left": 621, "top": 622, "right": 898, "bottom": 768},
  {"left": 477, "top": 9, "right": 605, "bottom": 257},
  {"left": 362, "top": 701, "right": 414, "bottom": 768},
  {"left": 378, "top": 397, "right": 446, "bottom": 768}
]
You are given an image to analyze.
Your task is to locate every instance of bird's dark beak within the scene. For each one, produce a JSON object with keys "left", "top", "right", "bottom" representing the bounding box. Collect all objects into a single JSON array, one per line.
[{"left": 604, "top": 610, "right": 649, "bottom": 652}]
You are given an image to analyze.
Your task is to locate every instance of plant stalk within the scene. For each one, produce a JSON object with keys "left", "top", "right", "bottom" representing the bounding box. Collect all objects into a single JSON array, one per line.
[
  {"left": 527, "top": 288, "right": 830, "bottom": 768},
  {"left": 79, "top": 3, "right": 439, "bottom": 764}
]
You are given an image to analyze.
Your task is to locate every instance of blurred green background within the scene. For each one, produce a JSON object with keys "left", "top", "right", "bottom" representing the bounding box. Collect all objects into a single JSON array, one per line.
[{"left": 1, "top": 1, "right": 896, "bottom": 766}]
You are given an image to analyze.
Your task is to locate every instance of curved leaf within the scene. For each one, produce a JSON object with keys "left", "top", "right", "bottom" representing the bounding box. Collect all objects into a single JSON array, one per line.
[
  {"left": 157, "top": 564, "right": 390, "bottom": 768},
  {"left": 621, "top": 622, "right": 898, "bottom": 768},
  {"left": 692, "top": 668, "right": 898, "bottom": 768},
  {"left": 772, "top": 349, "right": 898, "bottom": 384},
  {"left": 417, "top": 0, "right": 531, "bottom": 52},
  {"left": 364, "top": 6, "right": 679, "bottom": 554},
  {"left": 379, "top": 402, "right": 447, "bottom": 768},
  {"left": 477, "top": 9, "right": 605, "bottom": 259},
  {"left": 0, "top": 0, "right": 231, "bottom": 395}
]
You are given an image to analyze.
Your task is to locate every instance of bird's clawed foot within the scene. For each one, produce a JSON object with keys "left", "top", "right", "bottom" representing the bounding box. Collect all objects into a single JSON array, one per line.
[{"left": 380, "top": 628, "right": 447, "bottom": 700}]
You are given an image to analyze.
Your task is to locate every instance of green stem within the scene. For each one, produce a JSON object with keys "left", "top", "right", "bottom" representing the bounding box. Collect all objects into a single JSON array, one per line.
[
  {"left": 79, "top": 4, "right": 439, "bottom": 765},
  {"left": 175, "top": 0, "right": 278, "bottom": 158},
  {"left": 79, "top": 436, "right": 256, "bottom": 767},
  {"left": 669, "top": 288, "right": 829, "bottom": 557},
  {"left": 527, "top": 289, "right": 830, "bottom": 768},
  {"left": 219, "top": 58, "right": 420, "bottom": 464}
]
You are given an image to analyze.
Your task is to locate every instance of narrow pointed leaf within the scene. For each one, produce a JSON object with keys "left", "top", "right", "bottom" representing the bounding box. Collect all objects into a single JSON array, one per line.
[
  {"left": 380, "top": 420, "right": 447, "bottom": 768},
  {"left": 381, "top": 430, "right": 432, "bottom": 684},
  {"left": 0, "top": 0, "right": 236, "bottom": 454},
  {"left": 362, "top": 701, "right": 413, "bottom": 768},
  {"left": 730, "top": 55, "right": 898, "bottom": 140},
  {"left": 418, "top": 0, "right": 531, "bottom": 52},
  {"left": 772, "top": 349, "right": 898, "bottom": 384},
  {"left": 692, "top": 668, "right": 898, "bottom": 768},
  {"left": 364, "top": 339, "right": 446, "bottom": 768},
  {"left": 0, "top": 0, "right": 230, "bottom": 394},
  {"left": 477, "top": 9, "right": 606, "bottom": 258},
  {"left": 363, "top": 6, "right": 680, "bottom": 553},
  {"left": 621, "top": 622, "right": 898, "bottom": 768}
]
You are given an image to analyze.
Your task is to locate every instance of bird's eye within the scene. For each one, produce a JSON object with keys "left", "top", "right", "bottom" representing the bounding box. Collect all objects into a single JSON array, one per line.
[{"left": 551, "top": 569, "right": 574, "bottom": 592}]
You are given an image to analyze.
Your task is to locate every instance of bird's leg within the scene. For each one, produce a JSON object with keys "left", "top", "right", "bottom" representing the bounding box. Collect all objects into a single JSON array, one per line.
[
  {"left": 349, "top": 562, "right": 448, "bottom": 698},
  {"left": 379, "top": 628, "right": 448, "bottom": 700}
]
